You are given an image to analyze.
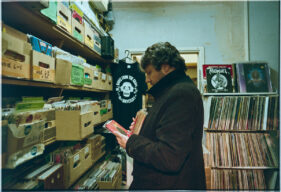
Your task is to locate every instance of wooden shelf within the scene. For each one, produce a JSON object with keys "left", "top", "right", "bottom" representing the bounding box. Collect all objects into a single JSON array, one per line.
[
  {"left": 203, "top": 92, "right": 278, "bottom": 96},
  {"left": 2, "top": 77, "right": 110, "bottom": 93},
  {"left": 2, "top": 2, "right": 112, "bottom": 65},
  {"left": 204, "top": 129, "right": 278, "bottom": 133},
  {"left": 211, "top": 166, "right": 279, "bottom": 170}
]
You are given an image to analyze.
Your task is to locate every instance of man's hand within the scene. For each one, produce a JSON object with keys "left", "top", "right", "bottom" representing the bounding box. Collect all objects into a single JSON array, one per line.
[
  {"left": 112, "top": 131, "right": 129, "bottom": 149},
  {"left": 129, "top": 117, "right": 136, "bottom": 131}
]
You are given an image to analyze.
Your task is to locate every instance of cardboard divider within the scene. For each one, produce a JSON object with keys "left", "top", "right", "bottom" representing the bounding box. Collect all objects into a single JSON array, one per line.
[
  {"left": 57, "top": 2, "right": 71, "bottom": 34},
  {"left": 55, "top": 58, "right": 72, "bottom": 85}
]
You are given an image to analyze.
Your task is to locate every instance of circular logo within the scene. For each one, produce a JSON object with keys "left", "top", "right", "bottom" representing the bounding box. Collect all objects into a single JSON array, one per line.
[
  {"left": 211, "top": 73, "right": 228, "bottom": 90},
  {"left": 116, "top": 75, "right": 138, "bottom": 104}
]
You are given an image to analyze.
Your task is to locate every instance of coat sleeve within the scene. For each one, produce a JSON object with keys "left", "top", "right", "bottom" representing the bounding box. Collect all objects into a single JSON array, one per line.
[{"left": 126, "top": 88, "right": 201, "bottom": 173}]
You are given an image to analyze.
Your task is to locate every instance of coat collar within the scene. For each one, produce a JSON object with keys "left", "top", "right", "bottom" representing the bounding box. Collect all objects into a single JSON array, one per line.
[{"left": 147, "top": 69, "right": 191, "bottom": 98}]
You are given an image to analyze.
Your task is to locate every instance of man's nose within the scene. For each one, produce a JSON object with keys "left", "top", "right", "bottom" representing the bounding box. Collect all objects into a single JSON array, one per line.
[{"left": 145, "top": 76, "right": 150, "bottom": 84}]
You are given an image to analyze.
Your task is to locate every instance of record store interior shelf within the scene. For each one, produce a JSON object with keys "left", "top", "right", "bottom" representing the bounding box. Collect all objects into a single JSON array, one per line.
[
  {"left": 2, "top": 77, "right": 109, "bottom": 93},
  {"left": 1, "top": 2, "right": 112, "bottom": 65},
  {"left": 203, "top": 92, "right": 278, "bottom": 96},
  {"left": 204, "top": 129, "right": 279, "bottom": 133},
  {"left": 211, "top": 166, "right": 279, "bottom": 170}
]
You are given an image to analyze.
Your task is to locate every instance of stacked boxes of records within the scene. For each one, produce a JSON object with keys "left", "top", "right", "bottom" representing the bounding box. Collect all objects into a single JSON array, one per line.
[
  {"left": 40, "top": 1, "right": 105, "bottom": 56},
  {"left": 2, "top": 97, "right": 55, "bottom": 169},
  {"left": 2, "top": 23, "right": 113, "bottom": 91},
  {"left": 51, "top": 143, "right": 92, "bottom": 188}
]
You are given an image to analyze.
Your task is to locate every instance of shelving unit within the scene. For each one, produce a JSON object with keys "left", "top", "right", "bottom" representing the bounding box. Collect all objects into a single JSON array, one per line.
[
  {"left": 1, "top": 2, "right": 118, "bottom": 190},
  {"left": 2, "top": 77, "right": 109, "bottom": 93},
  {"left": 204, "top": 94, "right": 279, "bottom": 190}
]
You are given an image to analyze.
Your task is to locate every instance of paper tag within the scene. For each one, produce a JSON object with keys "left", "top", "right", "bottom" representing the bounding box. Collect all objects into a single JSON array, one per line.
[
  {"left": 101, "top": 73, "right": 106, "bottom": 80},
  {"left": 85, "top": 146, "right": 89, "bottom": 154},
  {"left": 108, "top": 76, "right": 112, "bottom": 81},
  {"left": 108, "top": 102, "right": 111, "bottom": 109},
  {"left": 74, "top": 154, "right": 80, "bottom": 162},
  {"left": 94, "top": 71, "right": 99, "bottom": 77}
]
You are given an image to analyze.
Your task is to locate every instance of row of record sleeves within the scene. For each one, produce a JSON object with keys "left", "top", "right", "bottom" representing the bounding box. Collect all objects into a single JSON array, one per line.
[
  {"left": 206, "top": 132, "right": 278, "bottom": 168},
  {"left": 206, "top": 95, "right": 279, "bottom": 130},
  {"left": 211, "top": 169, "right": 267, "bottom": 190}
]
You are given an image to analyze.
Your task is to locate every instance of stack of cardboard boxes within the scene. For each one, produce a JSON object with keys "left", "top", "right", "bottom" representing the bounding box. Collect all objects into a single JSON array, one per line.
[{"left": 2, "top": 24, "right": 113, "bottom": 91}]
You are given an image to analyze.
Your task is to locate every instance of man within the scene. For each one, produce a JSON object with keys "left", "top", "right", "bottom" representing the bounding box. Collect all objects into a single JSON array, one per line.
[{"left": 113, "top": 42, "right": 206, "bottom": 190}]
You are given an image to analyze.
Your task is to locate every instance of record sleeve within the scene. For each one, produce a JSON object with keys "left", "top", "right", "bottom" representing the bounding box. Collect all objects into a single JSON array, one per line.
[{"left": 206, "top": 67, "right": 233, "bottom": 93}]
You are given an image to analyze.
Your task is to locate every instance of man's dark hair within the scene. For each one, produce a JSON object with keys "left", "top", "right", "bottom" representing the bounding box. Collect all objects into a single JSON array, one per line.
[{"left": 140, "top": 42, "right": 186, "bottom": 71}]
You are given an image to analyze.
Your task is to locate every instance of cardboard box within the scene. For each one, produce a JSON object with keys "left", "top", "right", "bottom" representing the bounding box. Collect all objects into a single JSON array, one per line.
[
  {"left": 56, "top": 110, "right": 94, "bottom": 140},
  {"left": 84, "top": 21, "right": 94, "bottom": 49},
  {"left": 91, "top": 67, "right": 101, "bottom": 89},
  {"left": 7, "top": 109, "right": 55, "bottom": 125},
  {"left": 69, "top": 2, "right": 83, "bottom": 17},
  {"left": 41, "top": 1, "right": 57, "bottom": 24},
  {"left": 64, "top": 144, "right": 92, "bottom": 188},
  {"left": 105, "top": 74, "right": 113, "bottom": 91},
  {"left": 100, "top": 72, "right": 107, "bottom": 90},
  {"left": 29, "top": 35, "right": 52, "bottom": 56},
  {"left": 38, "top": 163, "right": 64, "bottom": 189},
  {"left": 2, "top": 24, "right": 28, "bottom": 41},
  {"left": 55, "top": 58, "right": 72, "bottom": 85},
  {"left": 2, "top": 33, "right": 32, "bottom": 79},
  {"left": 97, "top": 164, "right": 122, "bottom": 189},
  {"left": 31, "top": 51, "right": 55, "bottom": 83},
  {"left": 83, "top": 65, "right": 93, "bottom": 88},
  {"left": 91, "top": 102, "right": 101, "bottom": 125},
  {"left": 57, "top": 2, "right": 71, "bottom": 34},
  {"left": 7, "top": 120, "right": 45, "bottom": 155},
  {"left": 87, "top": 135, "right": 105, "bottom": 163},
  {"left": 72, "top": 15, "right": 85, "bottom": 43},
  {"left": 5, "top": 144, "right": 45, "bottom": 169},
  {"left": 100, "top": 100, "right": 113, "bottom": 122},
  {"left": 71, "top": 63, "right": 84, "bottom": 86},
  {"left": 93, "top": 30, "right": 101, "bottom": 55},
  {"left": 72, "top": 10, "right": 83, "bottom": 24}
]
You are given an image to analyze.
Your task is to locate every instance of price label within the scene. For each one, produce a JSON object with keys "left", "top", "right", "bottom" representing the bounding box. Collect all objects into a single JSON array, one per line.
[
  {"left": 74, "top": 154, "right": 80, "bottom": 162},
  {"left": 94, "top": 71, "right": 99, "bottom": 77},
  {"left": 102, "top": 73, "right": 106, "bottom": 80},
  {"left": 85, "top": 146, "right": 89, "bottom": 154}
]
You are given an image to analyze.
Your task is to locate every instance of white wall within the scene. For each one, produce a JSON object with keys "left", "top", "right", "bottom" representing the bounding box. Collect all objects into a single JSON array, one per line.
[
  {"left": 249, "top": 1, "right": 279, "bottom": 91},
  {"left": 111, "top": 1, "right": 279, "bottom": 90}
]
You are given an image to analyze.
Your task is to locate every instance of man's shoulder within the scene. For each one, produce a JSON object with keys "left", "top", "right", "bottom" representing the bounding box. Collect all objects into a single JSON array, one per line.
[{"left": 169, "top": 81, "right": 201, "bottom": 98}]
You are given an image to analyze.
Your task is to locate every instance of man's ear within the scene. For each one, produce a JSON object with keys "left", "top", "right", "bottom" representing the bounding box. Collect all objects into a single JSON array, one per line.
[{"left": 161, "top": 64, "right": 170, "bottom": 75}]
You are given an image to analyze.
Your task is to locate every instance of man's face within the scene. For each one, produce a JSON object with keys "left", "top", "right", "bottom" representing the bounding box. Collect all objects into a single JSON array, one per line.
[{"left": 144, "top": 64, "right": 165, "bottom": 86}]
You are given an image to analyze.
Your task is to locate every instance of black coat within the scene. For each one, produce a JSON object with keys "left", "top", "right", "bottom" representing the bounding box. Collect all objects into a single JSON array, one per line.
[{"left": 126, "top": 69, "right": 206, "bottom": 190}]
